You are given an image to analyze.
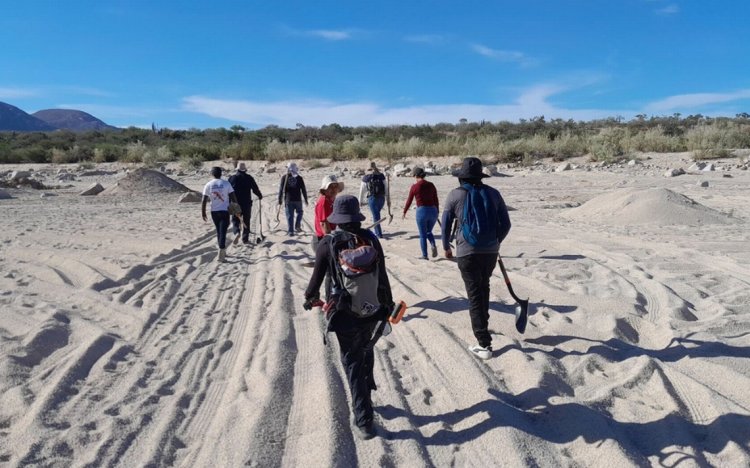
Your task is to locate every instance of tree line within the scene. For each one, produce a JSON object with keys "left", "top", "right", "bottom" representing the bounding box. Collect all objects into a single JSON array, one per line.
[{"left": 1, "top": 113, "right": 749, "bottom": 166}]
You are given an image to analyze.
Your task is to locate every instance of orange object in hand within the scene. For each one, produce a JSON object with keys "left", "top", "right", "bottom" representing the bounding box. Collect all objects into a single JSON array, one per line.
[{"left": 388, "top": 301, "right": 407, "bottom": 324}]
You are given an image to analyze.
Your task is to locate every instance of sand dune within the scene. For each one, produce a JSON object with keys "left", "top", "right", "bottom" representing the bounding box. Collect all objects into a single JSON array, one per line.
[{"left": 1, "top": 154, "right": 749, "bottom": 466}]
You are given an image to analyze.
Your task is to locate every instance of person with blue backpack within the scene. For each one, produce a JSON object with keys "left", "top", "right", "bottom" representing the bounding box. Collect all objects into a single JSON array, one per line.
[{"left": 441, "top": 157, "right": 511, "bottom": 360}]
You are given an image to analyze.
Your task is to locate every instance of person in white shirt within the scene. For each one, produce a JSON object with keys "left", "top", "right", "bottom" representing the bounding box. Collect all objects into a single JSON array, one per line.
[{"left": 202, "top": 166, "right": 238, "bottom": 262}]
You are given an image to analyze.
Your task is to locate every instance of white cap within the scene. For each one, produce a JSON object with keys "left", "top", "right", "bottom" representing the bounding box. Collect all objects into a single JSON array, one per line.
[{"left": 320, "top": 174, "right": 342, "bottom": 190}]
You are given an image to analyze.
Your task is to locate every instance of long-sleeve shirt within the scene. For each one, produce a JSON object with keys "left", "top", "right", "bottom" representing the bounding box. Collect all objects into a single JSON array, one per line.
[
  {"left": 403, "top": 179, "right": 439, "bottom": 214},
  {"left": 228, "top": 172, "right": 262, "bottom": 204},
  {"left": 440, "top": 183, "right": 511, "bottom": 257},
  {"left": 278, "top": 173, "right": 308, "bottom": 205}
]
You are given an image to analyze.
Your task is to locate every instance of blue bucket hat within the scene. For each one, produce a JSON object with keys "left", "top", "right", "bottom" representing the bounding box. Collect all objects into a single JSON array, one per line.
[{"left": 327, "top": 194, "right": 366, "bottom": 224}]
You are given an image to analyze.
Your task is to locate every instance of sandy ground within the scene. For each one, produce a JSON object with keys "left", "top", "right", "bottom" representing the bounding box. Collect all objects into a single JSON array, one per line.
[{"left": 1, "top": 153, "right": 749, "bottom": 467}]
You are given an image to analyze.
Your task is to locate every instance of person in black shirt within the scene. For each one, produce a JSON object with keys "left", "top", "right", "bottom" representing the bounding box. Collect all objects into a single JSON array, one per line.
[
  {"left": 303, "top": 195, "right": 394, "bottom": 440},
  {"left": 228, "top": 162, "right": 263, "bottom": 244},
  {"left": 277, "top": 162, "right": 308, "bottom": 236}
]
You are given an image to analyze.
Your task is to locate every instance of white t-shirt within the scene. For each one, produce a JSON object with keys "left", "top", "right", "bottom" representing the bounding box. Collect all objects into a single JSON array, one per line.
[{"left": 202, "top": 179, "right": 234, "bottom": 212}]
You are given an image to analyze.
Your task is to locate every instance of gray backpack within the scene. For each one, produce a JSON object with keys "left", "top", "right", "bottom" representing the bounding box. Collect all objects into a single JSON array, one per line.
[{"left": 330, "top": 231, "right": 381, "bottom": 317}]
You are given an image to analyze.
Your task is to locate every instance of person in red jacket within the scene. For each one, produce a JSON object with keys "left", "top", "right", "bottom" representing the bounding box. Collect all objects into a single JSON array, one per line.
[{"left": 402, "top": 167, "right": 439, "bottom": 259}]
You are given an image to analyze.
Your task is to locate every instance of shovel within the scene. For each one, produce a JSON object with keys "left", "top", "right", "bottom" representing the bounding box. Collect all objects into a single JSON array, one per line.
[{"left": 497, "top": 257, "right": 529, "bottom": 334}]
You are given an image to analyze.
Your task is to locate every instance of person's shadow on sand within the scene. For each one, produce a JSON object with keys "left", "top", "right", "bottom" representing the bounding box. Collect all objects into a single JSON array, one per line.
[
  {"left": 524, "top": 334, "right": 750, "bottom": 362},
  {"left": 406, "top": 297, "right": 516, "bottom": 322},
  {"left": 378, "top": 387, "right": 750, "bottom": 466}
]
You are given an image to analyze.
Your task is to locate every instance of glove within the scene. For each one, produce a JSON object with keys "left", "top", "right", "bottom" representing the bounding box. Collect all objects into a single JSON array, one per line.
[{"left": 303, "top": 296, "right": 319, "bottom": 311}]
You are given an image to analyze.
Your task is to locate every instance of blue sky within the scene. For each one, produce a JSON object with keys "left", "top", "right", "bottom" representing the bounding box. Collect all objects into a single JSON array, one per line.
[{"left": 1, "top": 0, "right": 749, "bottom": 129}]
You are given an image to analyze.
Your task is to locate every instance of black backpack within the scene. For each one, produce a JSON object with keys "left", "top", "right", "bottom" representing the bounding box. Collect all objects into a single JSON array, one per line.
[
  {"left": 367, "top": 173, "right": 386, "bottom": 198},
  {"left": 328, "top": 230, "right": 381, "bottom": 318}
]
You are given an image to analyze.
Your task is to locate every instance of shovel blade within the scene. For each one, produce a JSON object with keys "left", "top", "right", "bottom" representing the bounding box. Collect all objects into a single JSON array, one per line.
[{"left": 514, "top": 299, "right": 529, "bottom": 334}]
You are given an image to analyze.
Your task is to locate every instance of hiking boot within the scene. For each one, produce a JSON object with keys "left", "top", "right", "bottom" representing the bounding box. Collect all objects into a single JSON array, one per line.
[
  {"left": 242, "top": 239, "right": 251, "bottom": 245},
  {"left": 468, "top": 344, "right": 492, "bottom": 360},
  {"left": 416, "top": 255, "right": 428, "bottom": 260},
  {"left": 355, "top": 422, "right": 377, "bottom": 440},
  {"left": 431, "top": 244, "right": 438, "bottom": 258},
  {"left": 218, "top": 248, "right": 226, "bottom": 262}
]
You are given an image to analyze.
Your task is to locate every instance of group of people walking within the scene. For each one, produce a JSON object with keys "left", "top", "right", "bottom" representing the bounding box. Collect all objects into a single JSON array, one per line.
[{"left": 202, "top": 157, "right": 512, "bottom": 440}]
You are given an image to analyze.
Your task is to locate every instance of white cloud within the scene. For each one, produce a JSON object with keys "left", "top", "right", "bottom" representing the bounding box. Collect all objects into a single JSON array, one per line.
[
  {"left": 182, "top": 85, "right": 631, "bottom": 127},
  {"left": 0, "top": 87, "right": 39, "bottom": 99},
  {"left": 308, "top": 29, "right": 352, "bottom": 41},
  {"left": 644, "top": 89, "right": 750, "bottom": 112},
  {"left": 470, "top": 43, "right": 536, "bottom": 67},
  {"left": 281, "top": 25, "right": 357, "bottom": 41},
  {"left": 655, "top": 3, "right": 680, "bottom": 14}
]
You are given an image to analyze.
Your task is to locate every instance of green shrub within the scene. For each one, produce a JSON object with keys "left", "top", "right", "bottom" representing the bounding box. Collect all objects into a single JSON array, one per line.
[
  {"left": 340, "top": 137, "right": 369, "bottom": 160},
  {"left": 588, "top": 127, "right": 626, "bottom": 162},
  {"left": 179, "top": 154, "right": 204, "bottom": 171}
]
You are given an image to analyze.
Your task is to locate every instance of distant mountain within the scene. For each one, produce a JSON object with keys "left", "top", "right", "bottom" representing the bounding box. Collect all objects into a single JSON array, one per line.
[
  {"left": 32, "top": 108, "right": 117, "bottom": 132},
  {"left": 0, "top": 101, "right": 56, "bottom": 131}
]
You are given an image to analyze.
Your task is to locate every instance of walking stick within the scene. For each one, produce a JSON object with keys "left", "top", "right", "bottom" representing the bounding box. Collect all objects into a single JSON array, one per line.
[
  {"left": 273, "top": 173, "right": 289, "bottom": 230},
  {"left": 386, "top": 172, "right": 394, "bottom": 224},
  {"left": 257, "top": 198, "right": 264, "bottom": 243},
  {"left": 497, "top": 257, "right": 529, "bottom": 334}
]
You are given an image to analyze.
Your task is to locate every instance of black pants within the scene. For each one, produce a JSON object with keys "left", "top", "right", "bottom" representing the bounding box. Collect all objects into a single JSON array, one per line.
[
  {"left": 211, "top": 210, "right": 230, "bottom": 249},
  {"left": 457, "top": 253, "right": 498, "bottom": 348},
  {"left": 334, "top": 321, "right": 377, "bottom": 428},
  {"left": 231, "top": 202, "right": 252, "bottom": 241}
]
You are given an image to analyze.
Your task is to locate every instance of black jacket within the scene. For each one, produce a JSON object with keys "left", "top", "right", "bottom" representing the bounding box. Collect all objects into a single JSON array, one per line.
[{"left": 228, "top": 172, "right": 262, "bottom": 204}]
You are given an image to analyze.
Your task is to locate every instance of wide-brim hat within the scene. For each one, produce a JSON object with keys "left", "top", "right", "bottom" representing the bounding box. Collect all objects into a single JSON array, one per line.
[
  {"left": 320, "top": 174, "right": 343, "bottom": 191},
  {"left": 236, "top": 162, "right": 247, "bottom": 172},
  {"left": 327, "top": 194, "right": 366, "bottom": 224},
  {"left": 454, "top": 157, "right": 489, "bottom": 178}
]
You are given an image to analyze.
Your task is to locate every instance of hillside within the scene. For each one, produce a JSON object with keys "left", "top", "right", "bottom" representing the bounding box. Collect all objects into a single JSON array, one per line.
[
  {"left": 32, "top": 108, "right": 117, "bottom": 132},
  {"left": 0, "top": 101, "right": 56, "bottom": 132}
]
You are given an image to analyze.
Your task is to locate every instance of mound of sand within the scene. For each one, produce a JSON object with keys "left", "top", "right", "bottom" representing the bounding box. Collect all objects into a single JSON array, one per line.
[
  {"left": 99, "top": 168, "right": 191, "bottom": 195},
  {"left": 562, "top": 187, "right": 735, "bottom": 225}
]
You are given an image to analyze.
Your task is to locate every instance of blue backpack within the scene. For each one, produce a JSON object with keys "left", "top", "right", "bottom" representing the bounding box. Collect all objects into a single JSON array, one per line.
[{"left": 461, "top": 183, "right": 497, "bottom": 248}]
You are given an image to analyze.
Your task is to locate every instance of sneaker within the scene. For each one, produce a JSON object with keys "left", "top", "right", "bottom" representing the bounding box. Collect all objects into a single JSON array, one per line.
[
  {"left": 416, "top": 255, "right": 428, "bottom": 260},
  {"left": 431, "top": 244, "right": 438, "bottom": 258},
  {"left": 468, "top": 344, "right": 492, "bottom": 360},
  {"left": 217, "top": 248, "right": 226, "bottom": 262},
  {"left": 355, "top": 422, "right": 377, "bottom": 440}
]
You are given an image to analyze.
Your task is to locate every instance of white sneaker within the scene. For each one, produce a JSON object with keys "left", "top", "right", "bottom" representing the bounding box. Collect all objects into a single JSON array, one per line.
[{"left": 468, "top": 344, "right": 492, "bottom": 360}]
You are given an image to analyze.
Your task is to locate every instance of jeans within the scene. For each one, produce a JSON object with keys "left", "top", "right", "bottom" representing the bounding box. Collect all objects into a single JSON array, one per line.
[
  {"left": 285, "top": 201, "right": 304, "bottom": 234},
  {"left": 334, "top": 321, "right": 377, "bottom": 428},
  {"left": 367, "top": 196, "right": 386, "bottom": 238},
  {"left": 415, "top": 206, "right": 438, "bottom": 258},
  {"left": 457, "top": 253, "right": 498, "bottom": 348},
  {"left": 231, "top": 202, "right": 252, "bottom": 242},
  {"left": 211, "top": 211, "right": 230, "bottom": 249}
]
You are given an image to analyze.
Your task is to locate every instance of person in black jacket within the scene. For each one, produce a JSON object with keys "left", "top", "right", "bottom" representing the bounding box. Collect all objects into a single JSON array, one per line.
[
  {"left": 228, "top": 162, "right": 263, "bottom": 244},
  {"left": 303, "top": 195, "right": 394, "bottom": 440},
  {"left": 277, "top": 162, "right": 308, "bottom": 236}
]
